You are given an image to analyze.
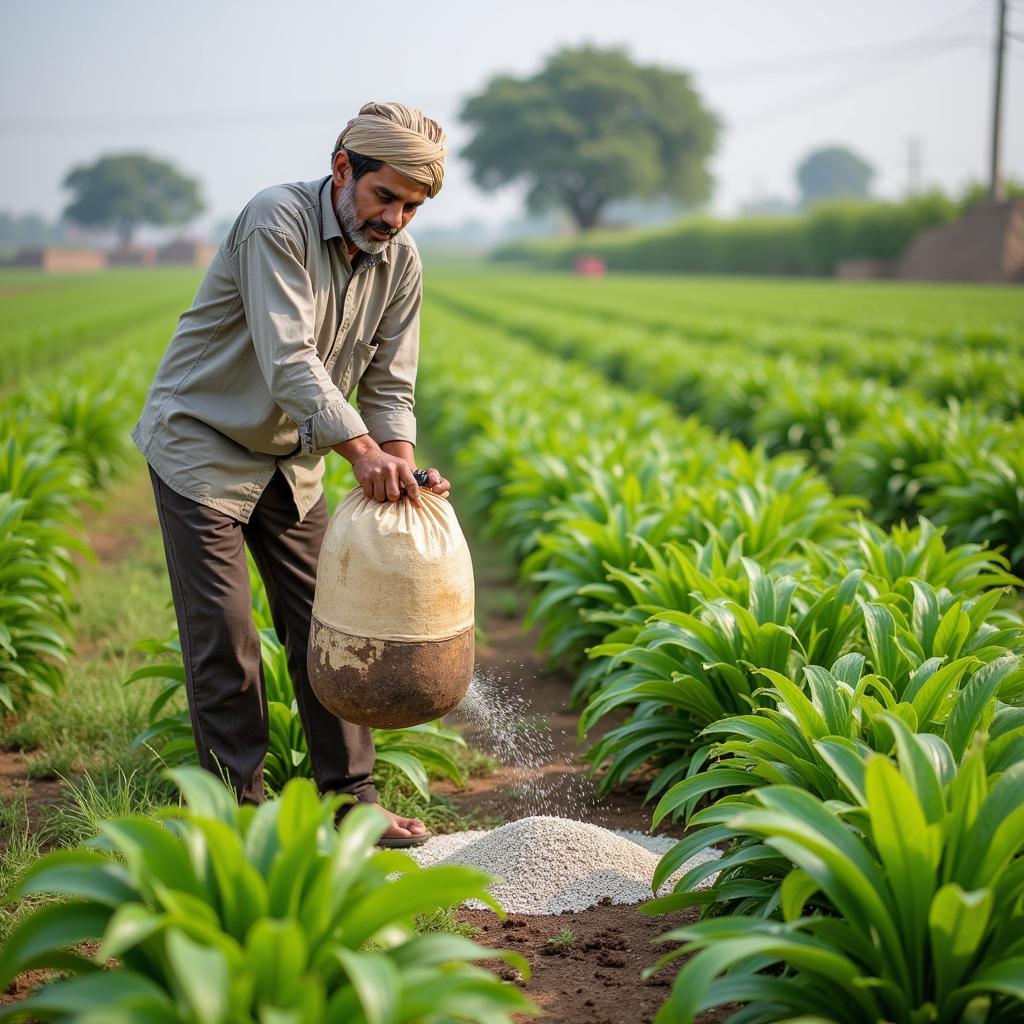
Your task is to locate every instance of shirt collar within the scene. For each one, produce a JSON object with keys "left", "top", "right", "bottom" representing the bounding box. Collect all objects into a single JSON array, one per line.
[{"left": 318, "top": 176, "right": 390, "bottom": 271}]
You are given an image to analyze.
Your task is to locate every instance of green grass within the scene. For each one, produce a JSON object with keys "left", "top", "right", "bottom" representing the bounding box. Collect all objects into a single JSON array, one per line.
[
  {"left": 0, "top": 791, "right": 46, "bottom": 947},
  {"left": 546, "top": 926, "right": 576, "bottom": 949},
  {"left": 415, "top": 906, "right": 484, "bottom": 939},
  {"left": 0, "top": 467, "right": 177, "bottom": 781}
]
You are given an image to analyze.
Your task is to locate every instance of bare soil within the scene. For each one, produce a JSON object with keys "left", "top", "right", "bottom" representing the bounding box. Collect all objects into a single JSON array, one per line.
[{"left": 0, "top": 749, "right": 64, "bottom": 833}]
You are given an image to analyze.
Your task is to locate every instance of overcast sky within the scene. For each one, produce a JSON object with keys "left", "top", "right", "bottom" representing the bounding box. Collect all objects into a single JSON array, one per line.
[{"left": 2, "top": 0, "right": 1022, "bottom": 232}]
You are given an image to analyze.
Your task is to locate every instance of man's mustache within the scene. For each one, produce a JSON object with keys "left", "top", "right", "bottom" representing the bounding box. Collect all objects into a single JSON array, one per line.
[{"left": 364, "top": 219, "right": 397, "bottom": 237}]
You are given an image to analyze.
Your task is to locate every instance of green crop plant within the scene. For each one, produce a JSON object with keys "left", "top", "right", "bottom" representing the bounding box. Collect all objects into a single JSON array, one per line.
[
  {"left": 643, "top": 727, "right": 1024, "bottom": 1024},
  {"left": 523, "top": 471, "right": 698, "bottom": 670},
  {"left": 833, "top": 401, "right": 1009, "bottom": 527},
  {"left": 32, "top": 376, "right": 135, "bottom": 490},
  {"left": 0, "top": 411, "right": 88, "bottom": 531},
  {"left": 0, "top": 494, "right": 76, "bottom": 712},
  {"left": 833, "top": 402, "right": 955, "bottom": 524},
  {"left": 0, "top": 414, "right": 87, "bottom": 712},
  {"left": 824, "top": 517, "right": 1021, "bottom": 600},
  {"left": 648, "top": 653, "right": 1022, "bottom": 902},
  {"left": 0, "top": 768, "right": 536, "bottom": 1023},
  {"left": 581, "top": 565, "right": 866, "bottom": 799},
  {"left": 918, "top": 347, "right": 1024, "bottom": 418},
  {"left": 579, "top": 553, "right": 1021, "bottom": 816},
  {"left": 646, "top": 651, "right": 1022, "bottom": 926},
  {"left": 920, "top": 439, "right": 1024, "bottom": 573},
  {"left": 493, "top": 410, "right": 707, "bottom": 562},
  {"left": 697, "top": 359, "right": 777, "bottom": 445},
  {"left": 752, "top": 373, "right": 894, "bottom": 468},
  {"left": 682, "top": 447, "right": 860, "bottom": 565}
]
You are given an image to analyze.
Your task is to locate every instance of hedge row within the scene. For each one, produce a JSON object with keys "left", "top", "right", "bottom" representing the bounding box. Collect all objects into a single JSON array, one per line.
[{"left": 493, "top": 194, "right": 958, "bottom": 276}]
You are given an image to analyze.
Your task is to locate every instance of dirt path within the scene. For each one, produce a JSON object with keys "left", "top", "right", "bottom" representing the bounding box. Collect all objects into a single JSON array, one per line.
[{"left": 434, "top": 532, "right": 707, "bottom": 1024}]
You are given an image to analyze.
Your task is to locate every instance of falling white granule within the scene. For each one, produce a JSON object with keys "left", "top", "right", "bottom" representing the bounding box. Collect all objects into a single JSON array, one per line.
[{"left": 407, "top": 816, "right": 720, "bottom": 915}]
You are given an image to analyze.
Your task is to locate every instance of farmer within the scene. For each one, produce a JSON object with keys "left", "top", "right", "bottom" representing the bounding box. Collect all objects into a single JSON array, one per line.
[{"left": 132, "top": 101, "right": 450, "bottom": 847}]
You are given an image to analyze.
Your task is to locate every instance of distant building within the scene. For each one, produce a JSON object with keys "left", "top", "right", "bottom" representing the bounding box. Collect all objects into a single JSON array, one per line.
[
  {"left": 13, "top": 247, "right": 106, "bottom": 271},
  {"left": 836, "top": 258, "right": 895, "bottom": 280},
  {"left": 108, "top": 245, "right": 157, "bottom": 266},
  {"left": 899, "top": 199, "right": 1024, "bottom": 284},
  {"left": 157, "top": 240, "right": 217, "bottom": 268}
]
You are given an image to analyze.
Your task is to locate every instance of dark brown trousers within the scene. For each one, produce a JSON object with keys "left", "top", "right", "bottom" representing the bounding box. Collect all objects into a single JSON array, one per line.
[{"left": 149, "top": 466, "right": 377, "bottom": 805}]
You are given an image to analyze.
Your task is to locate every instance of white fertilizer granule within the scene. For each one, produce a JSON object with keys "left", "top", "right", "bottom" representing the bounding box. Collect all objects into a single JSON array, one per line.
[{"left": 407, "top": 816, "right": 721, "bottom": 915}]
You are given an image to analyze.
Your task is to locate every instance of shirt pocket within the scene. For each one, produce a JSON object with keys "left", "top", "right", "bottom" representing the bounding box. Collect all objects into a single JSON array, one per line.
[{"left": 339, "top": 337, "right": 376, "bottom": 397}]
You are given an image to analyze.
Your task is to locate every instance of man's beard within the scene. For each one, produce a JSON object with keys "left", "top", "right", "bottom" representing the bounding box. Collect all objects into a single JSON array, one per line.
[{"left": 334, "top": 177, "right": 399, "bottom": 255}]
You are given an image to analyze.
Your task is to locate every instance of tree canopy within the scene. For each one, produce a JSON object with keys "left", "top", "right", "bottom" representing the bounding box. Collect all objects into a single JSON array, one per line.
[
  {"left": 62, "top": 153, "right": 204, "bottom": 243},
  {"left": 460, "top": 47, "right": 719, "bottom": 231},
  {"left": 796, "top": 146, "right": 874, "bottom": 207}
]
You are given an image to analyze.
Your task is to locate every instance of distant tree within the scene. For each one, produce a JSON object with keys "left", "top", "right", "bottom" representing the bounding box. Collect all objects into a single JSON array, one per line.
[
  {"left": 796, "top": 146, "right": 874, "bottom": 207},
  {"left": 62, "top": 153, "right": 204, "bottom": 244},
  {"left": 0, "top": 211, "right": 64, "bottom": 246},
  {"left": 460, "top": 46, "right": 719, "bottom": 231}
]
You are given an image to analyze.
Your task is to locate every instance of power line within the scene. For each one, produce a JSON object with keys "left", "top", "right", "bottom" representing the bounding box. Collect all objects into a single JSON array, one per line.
[
  {"left": 696, "top": 32, "right": 988, "bottom": 81},
  {"left": 730, "top": 35, "right": 986, "bottom": 133}
]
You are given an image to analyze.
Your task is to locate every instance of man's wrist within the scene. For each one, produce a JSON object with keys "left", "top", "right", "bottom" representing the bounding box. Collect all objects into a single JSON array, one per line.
[
  {"left": 334, "top": 433, "right": 379, "bottom": 464},
  {"left": 380, "top": 439, "right": 416, "bottom": 466}
]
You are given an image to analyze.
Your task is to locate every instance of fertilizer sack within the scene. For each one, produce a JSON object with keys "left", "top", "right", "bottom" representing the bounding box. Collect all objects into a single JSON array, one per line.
[{"left": 308, "top": 487, "right": 475, "bottom": 728}]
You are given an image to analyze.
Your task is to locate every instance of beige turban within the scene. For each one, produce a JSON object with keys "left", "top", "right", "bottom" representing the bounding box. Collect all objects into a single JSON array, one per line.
[{"left": 335, "top": 102, "right": 447, "bottom": 198}]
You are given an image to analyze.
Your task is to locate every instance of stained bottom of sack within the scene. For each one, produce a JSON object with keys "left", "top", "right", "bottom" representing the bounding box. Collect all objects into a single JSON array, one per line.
[{"left": 407, "top": 816, "right": 721, "bottom": 915}]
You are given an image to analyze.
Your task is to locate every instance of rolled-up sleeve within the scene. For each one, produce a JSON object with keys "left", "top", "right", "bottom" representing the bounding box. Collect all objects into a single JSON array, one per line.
[
  {"left": 357, "top": 260, "right": 421, "bottom": 446},
  {"left": 236, "top": 226, "right": 368, "bottom": 455}
]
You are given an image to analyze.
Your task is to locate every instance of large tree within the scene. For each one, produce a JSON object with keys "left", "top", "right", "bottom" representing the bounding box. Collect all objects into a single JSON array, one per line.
[
  {"left": 62, "top": 153, "right": 204, "bottom": 244},
  {"left": 796, "top": 146, "right": 874, "bottom": 207},
  {"left": 460, "top": 47, "right": 719, "bottom": 231}
]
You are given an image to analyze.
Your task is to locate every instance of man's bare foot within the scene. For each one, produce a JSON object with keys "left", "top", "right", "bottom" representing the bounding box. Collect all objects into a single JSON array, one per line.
[{"left": 371, "top": 803, "right": 431, "bottom": 847}]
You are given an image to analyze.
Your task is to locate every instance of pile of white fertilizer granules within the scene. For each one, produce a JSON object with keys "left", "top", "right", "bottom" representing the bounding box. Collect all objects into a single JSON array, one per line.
[{"left": 407, "top": 816, "right": 721, "bottom": 915}]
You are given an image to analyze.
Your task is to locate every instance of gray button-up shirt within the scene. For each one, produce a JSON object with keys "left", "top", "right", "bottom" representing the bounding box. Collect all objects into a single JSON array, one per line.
[{"left": 132, "top": 176, "right": 420, "bottom": 523}]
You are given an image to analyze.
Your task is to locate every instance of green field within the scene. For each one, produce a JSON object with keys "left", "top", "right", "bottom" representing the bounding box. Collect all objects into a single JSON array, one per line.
[{"left": 1, "top": 267, "right": 1023, "bottom": 1023}]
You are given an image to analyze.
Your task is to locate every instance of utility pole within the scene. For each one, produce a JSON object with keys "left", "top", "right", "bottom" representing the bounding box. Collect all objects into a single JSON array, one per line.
[{"left": 989, "top": 0, "right": 1007, "bottom": 200}]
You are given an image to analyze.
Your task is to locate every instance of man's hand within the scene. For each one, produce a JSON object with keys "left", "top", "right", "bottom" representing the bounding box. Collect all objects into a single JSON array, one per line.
[
  {"left": 334, "top": 436, "right": 452, "bottom": 504},
  {"left": 380, "top": 442, "right": 451, "bottom": 501},
  {"left": 335, "top": 435, "right": 421, "bottom": 504},
  {"left": 422, "top": 467, "right": 451, "bottom": 499}
]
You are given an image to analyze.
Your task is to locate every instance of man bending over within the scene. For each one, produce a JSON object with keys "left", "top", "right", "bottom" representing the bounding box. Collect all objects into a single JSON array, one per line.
[{"left": 133, "top": 101, "right": 450, "bottom": 846}]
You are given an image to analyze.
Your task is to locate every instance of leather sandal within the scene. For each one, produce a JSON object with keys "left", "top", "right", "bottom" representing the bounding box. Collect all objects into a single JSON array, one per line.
[{"left": 376, "top": 830, "right": 434, "bottom": 849}]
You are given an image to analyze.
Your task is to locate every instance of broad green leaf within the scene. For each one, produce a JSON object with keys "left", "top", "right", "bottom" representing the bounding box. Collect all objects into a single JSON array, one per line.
[
  {"left": 928, "top": 884, "right": 992, "bottom": 1005},
  {"left": 864, "top": 754, "right": 934, "bottom": 978},
  {"left": 780, "top": 868, "right": 820, "bottom": 922},
  {"left": 0, "top": 901, "right": 109, "bottom": 990},
  {"left": 332, "top": 947, "right": 399, "bottom": 1024},
  {"left": 0, "top": 971, "right": 172, "bottom": 1023},
  {"left": 165, "top": 928, "right": 231, "bottom": 1024}
]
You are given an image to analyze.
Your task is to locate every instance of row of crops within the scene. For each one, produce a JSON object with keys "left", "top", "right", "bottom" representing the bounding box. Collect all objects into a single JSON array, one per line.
[
  {"left": 0, "top": 273, "right": 537, "bottom": 1023},
  {"left": 429, "top": 274, "right": 1024, "bottom": 567},
  {"left": 414, "top": 293, "right": 1024, "bottom": 1023},
  {"left": 0, "top": 271, "right": 217, "bottom": 719}
]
